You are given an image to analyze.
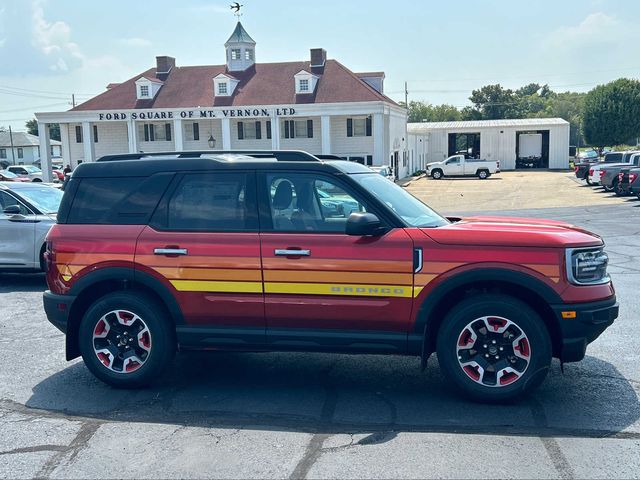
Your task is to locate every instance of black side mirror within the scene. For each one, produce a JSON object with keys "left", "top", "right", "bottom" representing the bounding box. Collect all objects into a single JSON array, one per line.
[
  {"left": 3, "top": 205, "right": 21, "bottom": 215},
  {"left": 346, "top": 212, "right": 384, "bottom": 236}
]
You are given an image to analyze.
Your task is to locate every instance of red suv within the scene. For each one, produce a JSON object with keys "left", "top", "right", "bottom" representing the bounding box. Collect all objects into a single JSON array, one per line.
[{"left": 43, "top": 151, "right": 618, "bottom": 401}]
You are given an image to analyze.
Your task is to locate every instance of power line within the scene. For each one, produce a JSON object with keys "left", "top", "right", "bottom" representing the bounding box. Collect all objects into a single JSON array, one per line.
[
  {"left": 0, "top": 102, "right": 69, "bottom": 114},
  {"left": 0, "top": 84, "right": 97, "bottom": 96}
]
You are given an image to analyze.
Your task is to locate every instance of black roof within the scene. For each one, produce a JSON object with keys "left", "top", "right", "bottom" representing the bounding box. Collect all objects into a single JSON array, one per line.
[{"left": 73, "top": 150, "right": 373, "bottom": 178}]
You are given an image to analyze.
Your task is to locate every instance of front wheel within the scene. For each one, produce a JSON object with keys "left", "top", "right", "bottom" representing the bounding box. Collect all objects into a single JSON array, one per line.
[
  {"left": 32, "top": 178, "right": 42, "bottom": 182},
  {"left": 79, "top": 291, "right": 176, "bottom": 388},
  {"left": 431, "top": 169, "right": 443, "bottom": 180},
  {"left": 436, "top": 294, "right": 551, "bottom": 402}
]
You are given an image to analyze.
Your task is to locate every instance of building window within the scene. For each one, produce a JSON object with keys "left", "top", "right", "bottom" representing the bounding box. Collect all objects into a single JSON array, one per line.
[
  {"left": 231, "top": 49, "right": 241, "bottom": 60},
  {"left": 282, "top": 119, "right": 313, "bottom": 139},
  {"left": 218, "top": 82, "right": 228, "bottom": 95},
  {"left": 245, "top": 49, "right": 254, "bottom": 60},
  {"left": 0, "top": 149, "right": 6, "bottom": 159},
  {"left": 237, "top": 121, "right": 263, "bottom": 140},
  {"left": 366, "top": 155, "right": 373, "bottom": 166},
  {"left": 17, "top": 148, "right": 23, "bottom": 159},
  {"left": 140, "top": 85, "right": 149, "bottom": 97},
  {"left": 299, "top": 79, "right": 309, "bottom": 92},
  {"left": 192, "top": 122, "right": 200, "bottom": 141},
  {"left": 75, "top": 125, "right": 82, "bottom": 143},
  {"left": 93, "top": 125, "right": 99, "bottom": 143},
  {"left": 346, "top": 117, "right": 372, "bottom": 137}
]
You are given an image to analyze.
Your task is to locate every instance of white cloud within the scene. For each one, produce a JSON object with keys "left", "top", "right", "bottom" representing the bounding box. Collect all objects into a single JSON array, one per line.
[
  {"left": 545, "top": 12, "right": 619, "bottom": 50},
  {"left": 120, "top": 37, "right": 153, "bottom": 48}
]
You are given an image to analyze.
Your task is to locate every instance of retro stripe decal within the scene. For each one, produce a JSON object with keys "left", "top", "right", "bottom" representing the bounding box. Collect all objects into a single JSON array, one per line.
[
  {"left": 264, "top": 282, "right": 414, "bottom": 298},
  {"left": 170, "top": 280, "right": 263, "bottom": 294}
]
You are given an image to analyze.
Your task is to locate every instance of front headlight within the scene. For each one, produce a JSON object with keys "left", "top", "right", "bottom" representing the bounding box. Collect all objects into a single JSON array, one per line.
[{"left": 566, "top": 247, "right": 610, "bottom": 285}]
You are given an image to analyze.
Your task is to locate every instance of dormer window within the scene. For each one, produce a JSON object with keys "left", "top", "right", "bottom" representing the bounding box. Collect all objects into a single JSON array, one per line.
[
  {"left": 218, "top": 82, "right": 228, "bottom": 95},
  {"left": 231, "top": 49, "right": 241, "bottom": 60},
  {"left": 294, "top": 70, "right": 319, "bottom": 94},
  {"left": 140, "top": 85, "right": 149, "bottom": 97},
  {"left": 135, "top": 77, "right": 163, "bottom": 100},
  {"left": 299, "top": 79, "right": 309, "bottom": 92},
  {"left": 213, "top": 73, "right": 239, "bottom": 97}
]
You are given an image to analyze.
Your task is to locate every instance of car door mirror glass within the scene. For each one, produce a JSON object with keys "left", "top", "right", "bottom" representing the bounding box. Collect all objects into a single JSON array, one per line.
[
  {"left": 345, "top": 212, "right": 383, "bottom": 236},
  {"left": 3, "top": 204, "right": 21, "bottom": 215}
]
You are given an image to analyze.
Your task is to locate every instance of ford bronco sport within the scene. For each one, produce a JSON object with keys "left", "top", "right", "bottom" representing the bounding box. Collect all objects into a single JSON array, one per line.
[{"left": 43, "top": 151, "right": 618, "bottom": 401}]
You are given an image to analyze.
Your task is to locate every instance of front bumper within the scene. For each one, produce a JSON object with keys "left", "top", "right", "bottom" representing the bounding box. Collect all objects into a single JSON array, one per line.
[
  {"left": 43, "top": 290, "right": 76, "bottom": 334},
  {"left": 551, "top": 296, "right": 618, "bottom": 362}
]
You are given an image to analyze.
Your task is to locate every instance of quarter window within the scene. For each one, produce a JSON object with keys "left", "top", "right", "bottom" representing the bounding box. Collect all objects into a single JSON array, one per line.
[{"left": 166, "top": 173, "right": 255, "bottom": 231}]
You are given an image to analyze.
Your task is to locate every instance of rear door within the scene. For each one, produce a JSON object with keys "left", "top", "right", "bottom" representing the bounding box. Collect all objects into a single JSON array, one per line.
[
  {"left": 258, "top": 170, "right": 415, "bottom": 353},
  {"left": 135, "top": 171, "right": 265, "bottom": 345},
  {"left": 0, "top": 190, "right": 36, "bottom": 268}
]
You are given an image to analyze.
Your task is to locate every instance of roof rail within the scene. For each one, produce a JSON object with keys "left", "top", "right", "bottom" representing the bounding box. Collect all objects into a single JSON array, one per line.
[{"left": 96, "top": 150, "right": 320, "bottom": 162}]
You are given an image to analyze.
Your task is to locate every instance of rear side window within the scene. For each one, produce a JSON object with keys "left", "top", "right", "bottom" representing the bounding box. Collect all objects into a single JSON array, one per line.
[
  {"left": 604, "top": 152, "right": 623, "bottom": 163},
  {"left": 161, "top": 173, "right": 256, "bottom": 231},
  {"left": 66, "top": 174, "right": 173, "bottom": 224}
]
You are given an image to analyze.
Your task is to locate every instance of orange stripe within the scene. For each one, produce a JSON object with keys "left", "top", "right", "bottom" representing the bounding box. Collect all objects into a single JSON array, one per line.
[
  {"left": 57, "top": 253, "right": 133, "bottom": 264},
  {"left": 153, "top": 267, "right": 262, "bottom": 281},
  {"left": 415, "top": 273, "right": 438, "bottom": 285},
  {"left": 262, "top": 258, "right": 413, "bottom": 273},
  {"left": 136, "top": 255, "right": 260, "bottom": 269},
  {"left": 524, "top": 264, "right": 560, "bottom": 277},
  {"left": 422, "top": 262, "right": 464, "bottom": 274},
  {"left": 264, "top": 270, "right": 413, "bottom": 285}
]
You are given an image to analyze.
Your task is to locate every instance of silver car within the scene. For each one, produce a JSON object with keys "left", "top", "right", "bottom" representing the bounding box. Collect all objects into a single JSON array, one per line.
[{"left": 0, "top": 182, "right": 62, "bottom": 271}]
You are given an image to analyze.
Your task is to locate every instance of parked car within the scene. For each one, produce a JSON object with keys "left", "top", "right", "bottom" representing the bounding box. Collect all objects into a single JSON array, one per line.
[
  {"left": 427, "top": 154, "right": 499, "bottom": 179},
  {"left": 576, "top": 150, "right": 599, "bottom": 161},
  {"left": 0, "top": 170, "right": 31, "bottom": 182},
  {"left": 0, "top": 182, "right": 63, "bottom": 271},
  {"left": 599, "top": 153, "right": 640, "bottom": 194},
  {"left": 7, "top": 165, "right": 43, "bottom": 182},
  {"left": 587, "top": 151, "right": 640, "bottom": 186},
  {"left": 629, "top": 168, "right": 640, "bottom": 199},
  {"left": 370, "top": 165, "right": 396, "bottom": 182},
  {"left": 42, "top": 150, "right": 618, "bottom": 402}
]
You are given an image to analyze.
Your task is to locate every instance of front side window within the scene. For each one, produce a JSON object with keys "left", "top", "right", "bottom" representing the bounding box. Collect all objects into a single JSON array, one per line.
[
  {"left": 167, "top": 173, "right": 254, "bottom": 231},
  {"left": 266, "top": 173, "right": 366, "bottom": 233},
  {"left": 140, "top": 85, "right": 149, "bottom": 97},
  {"left": 0, "top": 191, "right": 30, "bottom": 215},
  {"left": 218, "top": 82, "right": 228, "bottom": 95}
]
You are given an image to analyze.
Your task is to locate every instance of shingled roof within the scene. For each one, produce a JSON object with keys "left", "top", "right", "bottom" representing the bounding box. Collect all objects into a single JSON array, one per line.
[
  {"left": 0, "top": 131, "right": 61, "bottom": 147},
  {"left": 71, "top": 59, "right": 399, "bottom": 111}
]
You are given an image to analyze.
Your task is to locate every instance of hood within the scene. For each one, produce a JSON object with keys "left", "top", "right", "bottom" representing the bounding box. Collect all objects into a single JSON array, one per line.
[{"left": 422, "top": 216, "right": 603, "bottom": 248}]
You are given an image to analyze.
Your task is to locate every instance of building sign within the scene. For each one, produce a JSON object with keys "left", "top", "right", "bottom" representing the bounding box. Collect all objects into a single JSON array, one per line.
[{"left": 97, "top": 107, "right": 296, "bottom": 121}]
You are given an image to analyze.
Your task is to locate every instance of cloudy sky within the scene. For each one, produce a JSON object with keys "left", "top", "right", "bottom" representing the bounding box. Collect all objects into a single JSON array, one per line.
[{"left": 1, "top": 0, "right": 639, "bottom": 130}]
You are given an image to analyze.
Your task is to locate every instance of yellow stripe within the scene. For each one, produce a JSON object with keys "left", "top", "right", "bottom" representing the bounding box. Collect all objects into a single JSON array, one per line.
[
  {"left": 264, "top": 282, "right": 414, "bottom": 298},
  {"left": 170, "top": 280, "right": 263, "bottom": 293}
]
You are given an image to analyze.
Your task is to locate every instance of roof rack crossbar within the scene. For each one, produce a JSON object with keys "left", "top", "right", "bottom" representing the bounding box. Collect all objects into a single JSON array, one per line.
[{"left": 96, "top": 150, "right": 320, "bottom": 162}]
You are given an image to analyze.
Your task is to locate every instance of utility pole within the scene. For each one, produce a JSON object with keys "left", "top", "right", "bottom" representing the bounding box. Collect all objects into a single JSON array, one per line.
[{"left": 8, "top": 126, "right": 16, "bottom": 165}]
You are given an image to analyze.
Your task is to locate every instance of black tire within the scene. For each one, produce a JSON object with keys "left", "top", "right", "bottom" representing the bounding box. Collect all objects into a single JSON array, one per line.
[
  {"left": 586, "top": 176, "right": 593, "bottom": 185},
  {"left": 613, "top": 179, "right": 625, "bottom": 196},
  {"left": 477, "top": 170, "right": 489, "bottom": 180},
  {"left": 431, "top": 169, "right": 443, "bottom": 180},
  {"left": 39, "top": 244, "right": 46, "bottom": 272},
  {"left": 436, "top": 294, "right": 551, "bottom": 403},
  {"left": 79, "top": 291, "right": 176, "bottom": 388},
  {"left": 32, "top": 178, "right": 42, "bottom": 182}
]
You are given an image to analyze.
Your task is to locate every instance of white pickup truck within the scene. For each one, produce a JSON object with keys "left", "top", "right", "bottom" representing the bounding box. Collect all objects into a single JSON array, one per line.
[{"left": 426, "top": 155, "right": 499, "bottom": 180}]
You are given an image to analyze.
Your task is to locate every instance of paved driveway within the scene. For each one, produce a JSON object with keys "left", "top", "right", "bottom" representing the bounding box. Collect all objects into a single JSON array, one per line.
[{"left": 1, "top": 177, "right": 639, "bottom": 479}]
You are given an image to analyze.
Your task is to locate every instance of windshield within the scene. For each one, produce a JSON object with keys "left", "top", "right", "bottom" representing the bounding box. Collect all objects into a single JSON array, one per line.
[
  {"left": 24, "top": 166, "right": 41, "bottom": 173},
  {"left": 351, "top": 173, "right": 449, "bottom": 228},
  {"left": 15, "top": 186, "right": 63, "bottom": 213}
]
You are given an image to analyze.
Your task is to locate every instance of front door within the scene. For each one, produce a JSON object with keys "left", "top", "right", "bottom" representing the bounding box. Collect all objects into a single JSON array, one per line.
[
  {"left": 0, "top": 191, "right": 36, "bottom": 268},
  {"left": 135, "top": 171, "right": 265, "bottom": 345},
  {"left": 258, "top": 171, "right": 415, "bottom": 353}
]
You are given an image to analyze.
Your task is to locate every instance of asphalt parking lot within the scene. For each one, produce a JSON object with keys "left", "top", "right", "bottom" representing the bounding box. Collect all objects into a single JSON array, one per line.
[{"left": 1, "top": 174, "right": 639, "bottom": 479}]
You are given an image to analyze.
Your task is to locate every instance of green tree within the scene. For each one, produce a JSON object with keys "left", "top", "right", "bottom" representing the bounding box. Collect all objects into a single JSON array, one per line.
[
  {"left": 25, "top": 119, "right": 61, "bottom": 141},
  {"left": 401, "top": 101, "right": 461, "bottom": 122},
  {"left": 582, "top": 78, "right": 640, "bottom": 154},
  {"left": 468, "top": 84, "right": 520, "bottom": 119}
]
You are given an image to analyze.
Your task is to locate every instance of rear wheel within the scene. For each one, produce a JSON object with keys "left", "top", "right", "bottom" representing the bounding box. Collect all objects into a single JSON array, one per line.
[
  {"left": 431, "top": 169, "right": 443, "bottom": 180},
  {"left": 436, "top": 294, "right": 551, "bottom": 402},
  {"left": 477, "top": 170, "right": 489, "bottom": 179},
  {"left": 586, "top": 176, "right": 593, "bottom": 185},
  {"left": 32, "top": 178, "right": 42, "bottom": 182},
  {"left": 79, "top": 291, "right": 176, "bottom": 388},
  {"left": 613, "top": 179, "right": 626, "bottom": 196}
]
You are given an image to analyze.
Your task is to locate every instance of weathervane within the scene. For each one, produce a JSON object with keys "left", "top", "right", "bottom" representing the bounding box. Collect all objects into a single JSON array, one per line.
[{"left": 230, "top": 2, "right": 243, "bottom": 19}]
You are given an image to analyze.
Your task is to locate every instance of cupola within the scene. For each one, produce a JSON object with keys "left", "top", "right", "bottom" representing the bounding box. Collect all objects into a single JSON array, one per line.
[{"left": 225, "top": 22, "right": 256, "bottom": 72}]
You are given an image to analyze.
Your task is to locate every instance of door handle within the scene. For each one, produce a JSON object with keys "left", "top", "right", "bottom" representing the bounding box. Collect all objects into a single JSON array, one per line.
[
  {"left": 274, "top": 249, "right": 311, "bottom": 257},
  {"left": 154, "top": 248, "right": 188, "bottom": 256}
]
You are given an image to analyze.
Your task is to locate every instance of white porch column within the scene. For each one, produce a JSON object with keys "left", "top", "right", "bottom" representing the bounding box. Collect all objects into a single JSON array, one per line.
[
  {"left": 81, "top": 121, "right": 95, "bottom": 163},
  {"left": 271, "top": 115, "right": 280, "bottom": 150},
  {"left": 38, "top": 122, "right": 53, "bottom": 182},
  {"left": 59, "top": 124, "right": 72, "bottom": 169},
  {"left": 221, "top": 118, "right": 231, "bottom": 150},
  {"left": 173, "top": 118, "right": 184, "bottom": 151},
  {"left": 127, "top": 119, "right": 137, "bottom": 153},
  {"left": 321, "top": 115, "right": 331, "bottom": 155},
  {"left": 373, "top": 113, "right": 384, "bottom": 166}
]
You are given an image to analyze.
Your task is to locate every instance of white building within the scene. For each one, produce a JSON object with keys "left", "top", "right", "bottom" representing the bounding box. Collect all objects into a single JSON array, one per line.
[
  {"left": 35, "top": 22, "right": 408, "bottom": 182},
  {"left": 0, "top": 131, "right": 62, "bottom": 166},
  {"left": 408, "top": 118, "right": 571, "bottom": 170}
]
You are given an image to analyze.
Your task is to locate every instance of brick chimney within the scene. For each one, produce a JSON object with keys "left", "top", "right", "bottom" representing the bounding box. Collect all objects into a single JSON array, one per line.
[
  {"left": 155, "top": 56, "right": 176, "bottom": 80},
  {"left": 310, "top": 48, "right": 326, "bottom": 69}
]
